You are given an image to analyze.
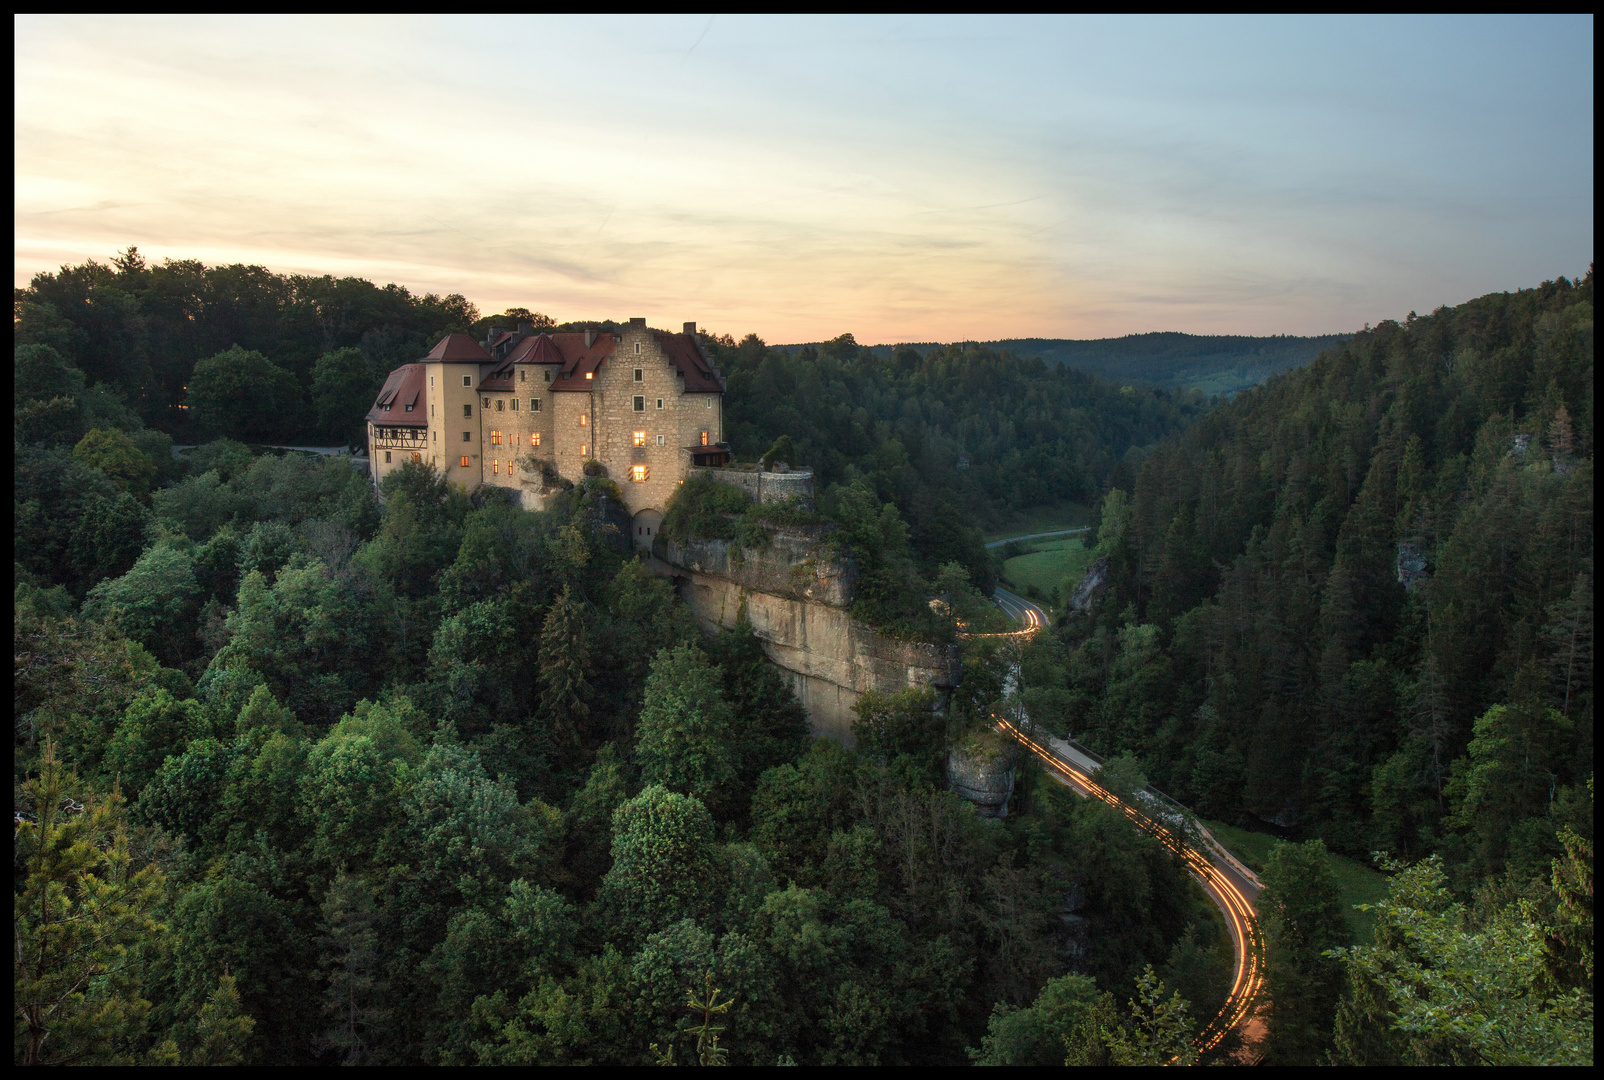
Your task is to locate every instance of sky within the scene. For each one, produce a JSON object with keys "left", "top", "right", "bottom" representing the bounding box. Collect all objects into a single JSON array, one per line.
[{"left": 13, "top": 14, "right": 1595, "bottom": 344}]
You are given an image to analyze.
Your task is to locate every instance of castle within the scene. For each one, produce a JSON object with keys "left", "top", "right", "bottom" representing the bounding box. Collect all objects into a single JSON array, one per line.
[{"left": 365, "top": 318, "right": 727, "bottom": 546}]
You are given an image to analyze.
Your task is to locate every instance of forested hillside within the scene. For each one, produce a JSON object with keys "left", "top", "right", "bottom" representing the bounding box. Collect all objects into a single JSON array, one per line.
[
  {"left": 998, "top": 332, "right": 1352, "bottom": 397},
  {"left": 707, "top": 332, "right": 1204, "bottom": 537},
  {"left": 14, "top": 255, "right": 1226, "bottom": 1065},
  {"left": 782, "top": 331, "right": 1350, "bottom": 397},
  {"left": 1055, "top": 272, "right": 1594, "bottom": 1062}
]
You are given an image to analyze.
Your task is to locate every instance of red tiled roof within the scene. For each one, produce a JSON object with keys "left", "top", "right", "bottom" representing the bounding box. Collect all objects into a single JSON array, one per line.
[
  {"left": 423, "top": 333, "right": 491, "bottom": 363},
  {"left": 506, "top": 334, "right": 565, "bottom": 366},
  {"left": 366, "top": 364, "right": 428, "bottom": 427},
  {"left": 550, "top": 332, "right": 618, "bottom": 392},
  {"left": 655, "top": 331, "right": 725, "bottom": 393},
  {"left": 477, "top": 362, "right": 517, "bottom": 394}
]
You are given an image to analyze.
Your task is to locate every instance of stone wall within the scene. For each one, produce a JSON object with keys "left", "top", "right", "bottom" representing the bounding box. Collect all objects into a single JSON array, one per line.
[{"left": 690, "top": 465, "right": 815, "bottom": 508}]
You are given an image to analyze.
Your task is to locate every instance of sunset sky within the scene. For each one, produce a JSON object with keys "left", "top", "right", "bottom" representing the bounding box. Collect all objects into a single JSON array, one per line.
[{"left": 14, "top": 14, "right": 1594, "bottom": 344}]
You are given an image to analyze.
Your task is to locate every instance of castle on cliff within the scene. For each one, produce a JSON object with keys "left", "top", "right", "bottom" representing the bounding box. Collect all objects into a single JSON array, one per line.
[{"left": 365, "top": 319, "right": 728, "bottom": 546}]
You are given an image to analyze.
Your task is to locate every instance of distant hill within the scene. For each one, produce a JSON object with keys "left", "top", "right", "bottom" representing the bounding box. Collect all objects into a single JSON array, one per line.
[{"left": 783, "top": 332, "right": 1352, "bottom": 397}]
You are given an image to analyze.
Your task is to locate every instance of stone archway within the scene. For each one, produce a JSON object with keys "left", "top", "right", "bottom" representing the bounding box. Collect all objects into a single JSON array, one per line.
[{"left": 631, "top": 507, "right": 664, "bottom": 550}]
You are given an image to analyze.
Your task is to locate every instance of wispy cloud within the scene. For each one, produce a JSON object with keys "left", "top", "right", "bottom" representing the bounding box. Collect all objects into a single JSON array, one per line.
[{"left": 13, "top": 14, "right": 1593, "bottom": 342}]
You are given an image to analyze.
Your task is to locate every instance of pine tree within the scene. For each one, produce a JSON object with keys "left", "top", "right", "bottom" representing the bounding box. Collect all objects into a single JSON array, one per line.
[
  {"left": 538, "top": 584, "right": 592, "bottom": 747},
  {"left": 13, "top": 740, "right": 166, "bottom": 1065},
  {"left": 314, "top": 873, "right": 386, "bottom": 1064}
]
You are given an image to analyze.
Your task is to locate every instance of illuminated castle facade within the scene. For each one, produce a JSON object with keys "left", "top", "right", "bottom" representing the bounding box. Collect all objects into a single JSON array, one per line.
[{"left": 366, "top": 319, "right": 727, "bottom": 545}]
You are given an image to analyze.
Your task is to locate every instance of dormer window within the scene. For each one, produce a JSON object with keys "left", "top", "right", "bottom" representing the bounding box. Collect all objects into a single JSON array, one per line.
[
  {"left": 404, "top": 403, "right": 413, "bottom": 412},
  {"left": 585, "top": 372, "right": 593, "bottom": 380}
]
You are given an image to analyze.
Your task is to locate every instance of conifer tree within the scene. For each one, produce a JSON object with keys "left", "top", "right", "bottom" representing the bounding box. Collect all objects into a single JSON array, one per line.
[
  {"left": 13, "top": 741, "right": 166, "bottom": 1065},
  {"left": 538, "top": 584, "right": 592, "bottom": 747}
]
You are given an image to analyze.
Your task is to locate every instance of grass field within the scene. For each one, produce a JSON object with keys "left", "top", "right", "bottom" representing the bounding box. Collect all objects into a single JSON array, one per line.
[
  {"left": 983, "top": 501, "right": 1094, "bottom": 544},
  {"left": 1203, "top": 820, "right": 1391, "bottom": 944},
  {"left": 1000, "top": 536, "right": 1097, "bottom": 605}
]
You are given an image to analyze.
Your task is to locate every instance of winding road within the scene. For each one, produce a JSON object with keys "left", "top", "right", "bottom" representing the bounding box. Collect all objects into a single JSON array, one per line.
[{"left": 982, "top": 557, "right": 1265, "bottom": 1056}]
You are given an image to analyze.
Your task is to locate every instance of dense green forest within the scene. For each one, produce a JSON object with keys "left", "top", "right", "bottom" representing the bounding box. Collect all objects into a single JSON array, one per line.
[
  {"left": 14, "top": 254, "right": 1227, "bottom": 1066},
  {"left": 783, "top": 331, "right": 1350, "bottom": 397},
  {"left": 13, "top": 251, "right": 1593, "bottom": 1066},
  {"left": 1056, "top": 272, "right": 1594, "bottom": 1063}
]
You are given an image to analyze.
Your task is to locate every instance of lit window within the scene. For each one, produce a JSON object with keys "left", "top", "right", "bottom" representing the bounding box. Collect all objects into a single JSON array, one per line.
[
  {"left": 634, "top": 368, "right": 643, "bottom": 381},
  {"left": 633, "top": 431, "right": 646, "bottom": 447},
  {"left": 495, "top": 399, "right": 503, "bottom": 411},
  {"left": 464, "top": 404, "right": 472, "bottom": 417},
  {"left": 531, "top": 433, "right": 541, "bottom": 447},
  {"left": 585, "top": 371, "right": 593, "bottom": 380},
  {"left": 492, "top": 459, "right": 499, "bottom": 474},
  {"left": 462, "top": 375, "right": 472, "bottom": 387},
  {"left": 384, "top": 451, "right": 392, "bottom": 463},
  {"left": 701, "top": 431, "right": 709, "bottom": 446},
  {"left": 530, "top": 399, "right": 541, "bottom": 412},
  {"left": 412, "top": 452, "right": 421, "bottom": 463},
  {"left": 633, "top": 396, "right": 645, "bottom": 411},
  {"left": 579, "top": 414, "right": 588, "bottom": 426},
  {"left": 656, "top": 434, "right": 664, "bottom": 446},
  {"left": 580, "top": 444, "right": 588, "bottom": 457},
  {"left": 491, "top": 430, "right": 502, "bottom": 444},
  {"left": 460, "top": 455, "right": 470, "bottom": 467},
  {"left": 508, "top": 460, "right": 516, "bottom": 475},
  {"left": 656, "top": 398, "right": 664, "bottom": 409},
  {"left": 632, "top": 465, "right": 648, "bottom": 482},
  {"left": 463, "top": 431, "right": 471, "bottom": 442}
]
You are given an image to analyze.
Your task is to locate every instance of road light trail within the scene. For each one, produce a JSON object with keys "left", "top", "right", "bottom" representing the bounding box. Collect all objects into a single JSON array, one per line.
[
  {"left": 996, "top": 717, "right": 1265, "bottom": 1053},
  {"left": 981, "top": 586, "right": 1264, "bottom": 1055}
]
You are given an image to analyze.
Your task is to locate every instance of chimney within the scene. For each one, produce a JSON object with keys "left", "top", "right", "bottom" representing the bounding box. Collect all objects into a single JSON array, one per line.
[
  {"left": 584, "top": 330, "right": 596, "bottom": 348},
  {"left": 684, "top": 321, "right": 696, "bottom": 336},
  {"left": 629, "top": 317, "right": 646, "bottom": 327}
]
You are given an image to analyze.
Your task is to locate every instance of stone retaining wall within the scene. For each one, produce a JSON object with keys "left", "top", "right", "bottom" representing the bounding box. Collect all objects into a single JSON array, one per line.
[{"left": 689, "top": 465, "right": 814, "bottom": 508}]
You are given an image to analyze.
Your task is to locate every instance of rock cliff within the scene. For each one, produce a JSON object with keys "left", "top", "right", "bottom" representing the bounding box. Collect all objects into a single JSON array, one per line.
[{"left": 650, "top": 529, "right": 959, "bottom": 745}]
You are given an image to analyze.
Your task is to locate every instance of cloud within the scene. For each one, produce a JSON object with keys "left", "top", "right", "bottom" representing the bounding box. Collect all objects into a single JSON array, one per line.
[{"left": 13, "top": 14, "right": 1593, "bottom": 342}]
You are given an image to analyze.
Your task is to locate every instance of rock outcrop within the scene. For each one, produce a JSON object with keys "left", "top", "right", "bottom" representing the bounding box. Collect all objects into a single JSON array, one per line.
[
  {"left": 1068, "top": 555, "right": 1110, "bottom": 613},
  {"left": 650, "top": 529, "right": 959, "bottom": 745}
]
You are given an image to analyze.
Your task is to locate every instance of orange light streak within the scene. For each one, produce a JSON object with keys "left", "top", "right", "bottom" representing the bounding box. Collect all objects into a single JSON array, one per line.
[{"left": 996, "top": 716, "right": 1264, "bottom": 1053}]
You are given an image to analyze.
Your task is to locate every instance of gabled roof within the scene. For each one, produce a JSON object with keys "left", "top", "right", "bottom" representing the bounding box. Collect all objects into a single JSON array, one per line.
[
  {"left": 366, "top": 364, "right": 428, "bottom": 427},
  {"left": 551, "top": 332, "right": 618, "bottom": 392},
  {"left": 422, "top": 333, "right": 491, "bottom": 363},
  {"left": 655, "top": 331, "right": 725, "bottom": 393}
]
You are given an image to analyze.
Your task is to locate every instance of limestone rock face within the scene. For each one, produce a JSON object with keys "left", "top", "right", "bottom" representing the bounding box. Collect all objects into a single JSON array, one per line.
[
  {"left": 650, "top": 530, "right": 957, "bottom": 745},
  {"left": 1069, "top": 555, "right": 1110, "bottom": 613},
  {"left": 947, "top": 737, "right": 1017, "bottom": 817},
  {"left": 659, "top": 527, "right": 854, "bottom": 607}
]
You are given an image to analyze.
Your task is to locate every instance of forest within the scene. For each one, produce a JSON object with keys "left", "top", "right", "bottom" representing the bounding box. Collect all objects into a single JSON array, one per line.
[
  {"left": 1056, "top": 272, "right": 1594, "bottom": 1063},
  {"left": 13, "top": 251, "right": 1593, "bottom": 1066},
  {"left": 14, "top": 253, "right": 1225, "bottom": 1066}
]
